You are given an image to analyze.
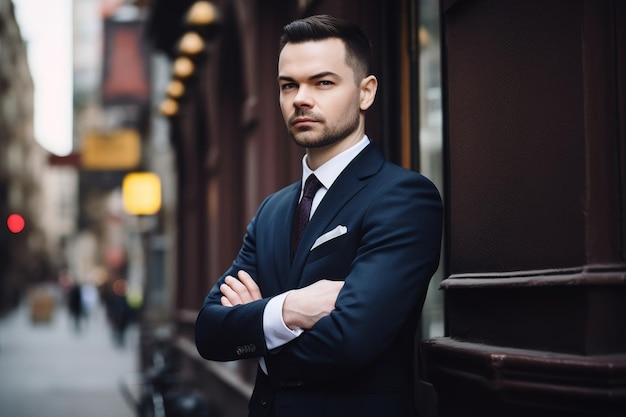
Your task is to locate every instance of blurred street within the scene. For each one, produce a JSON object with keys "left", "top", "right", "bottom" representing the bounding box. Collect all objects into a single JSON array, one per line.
[{"left": 0, "top": 291, "right": 139, "bottom": 417}]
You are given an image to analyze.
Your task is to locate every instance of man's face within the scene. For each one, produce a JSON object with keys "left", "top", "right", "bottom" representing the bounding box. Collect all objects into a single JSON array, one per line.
[{"left": 278, "top": 38, "right": 362, "bottom": 149}]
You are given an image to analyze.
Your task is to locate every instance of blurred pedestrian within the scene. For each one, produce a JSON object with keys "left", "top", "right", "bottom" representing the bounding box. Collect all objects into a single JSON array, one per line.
[
  {"left": 81, "top": 282, "right": 100, "bottom": 326},
  {"left": 67, "top": 281, "right": 84, "bottom": 333},
  {"left": 106, "top": 279, "right": 132, "bottom": 347}
]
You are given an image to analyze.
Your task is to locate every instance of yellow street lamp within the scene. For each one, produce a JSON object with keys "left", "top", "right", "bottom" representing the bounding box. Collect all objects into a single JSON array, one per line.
[{"left": 122, "top": 172, "right": 162, "bottom": 215}]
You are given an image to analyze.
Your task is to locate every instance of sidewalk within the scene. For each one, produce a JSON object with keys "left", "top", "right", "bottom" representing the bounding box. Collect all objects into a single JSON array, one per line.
[{"left": 0, "top": 295, "right": 139, "bottom": 417}]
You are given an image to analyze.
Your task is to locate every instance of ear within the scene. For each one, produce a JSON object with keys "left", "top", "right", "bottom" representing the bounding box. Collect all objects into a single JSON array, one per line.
[{"left": 359, "top": 75, "right": 378, "bottom": 111}]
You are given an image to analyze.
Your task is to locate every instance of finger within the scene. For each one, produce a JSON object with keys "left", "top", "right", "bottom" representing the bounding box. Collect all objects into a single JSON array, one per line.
[
  {"left": 237, "top": 270, "right": 262, "bottom": 300},
  {"left": 220, "top": 282, "right": 242, "bottom": 306},
  {"left": 221, "top": 295, "right": 233, "bottom": 307},
  {"left": 225, "top": 276, "right": 253, "bottom": 303}
]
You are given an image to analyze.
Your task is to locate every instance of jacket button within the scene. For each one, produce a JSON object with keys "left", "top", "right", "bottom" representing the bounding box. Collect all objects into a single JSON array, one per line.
[{"left": 261, "top": 400, "right": 268, "bottom": 407}]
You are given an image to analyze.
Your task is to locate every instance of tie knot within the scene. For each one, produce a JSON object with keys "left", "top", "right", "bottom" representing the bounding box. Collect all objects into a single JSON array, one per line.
[{"left": 302, "top": 175, "right": 322, "bottom": 199}]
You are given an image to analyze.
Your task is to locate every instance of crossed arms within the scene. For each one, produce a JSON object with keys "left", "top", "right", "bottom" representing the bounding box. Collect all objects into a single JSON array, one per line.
[{"left": 220, "top": 270, "right": 343, "bottom": 331}]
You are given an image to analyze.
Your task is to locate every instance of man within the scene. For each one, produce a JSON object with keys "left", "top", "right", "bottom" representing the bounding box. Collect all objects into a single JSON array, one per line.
[{"left": 195, "top": 14, "right": 443, "bottom": 417}]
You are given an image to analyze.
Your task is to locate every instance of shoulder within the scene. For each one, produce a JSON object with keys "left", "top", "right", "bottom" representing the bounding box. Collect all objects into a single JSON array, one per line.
[
  {"left": 380, "top": 160, "right": 440, "bottom": 196},
  {"left": 350, "top": 142, "right": 441, "bottom": 201}
]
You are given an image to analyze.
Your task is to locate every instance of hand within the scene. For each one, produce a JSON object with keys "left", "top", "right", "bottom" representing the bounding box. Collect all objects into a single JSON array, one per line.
[
  {"left": 282, "top": 279, "right": 344, "bottom": 330},
  {"left": 220, "top": 270, "right": 262, "bottom": 306}
]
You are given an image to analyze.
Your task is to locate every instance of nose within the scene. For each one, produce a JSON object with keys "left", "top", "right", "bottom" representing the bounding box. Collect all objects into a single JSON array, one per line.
[{"left": 293, "top": 85, "right": 313, "bottom": 108}]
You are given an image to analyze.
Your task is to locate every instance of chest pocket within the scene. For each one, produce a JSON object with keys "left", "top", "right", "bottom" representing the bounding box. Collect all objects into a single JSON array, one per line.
[{"left": 301, "top": 231, "right": 354, "bottom": 285}]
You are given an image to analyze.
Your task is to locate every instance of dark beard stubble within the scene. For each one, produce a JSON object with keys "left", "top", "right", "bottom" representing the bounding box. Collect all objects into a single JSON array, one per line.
[{"left": 288, "top": 108, "right": 360, "bottom": 149}]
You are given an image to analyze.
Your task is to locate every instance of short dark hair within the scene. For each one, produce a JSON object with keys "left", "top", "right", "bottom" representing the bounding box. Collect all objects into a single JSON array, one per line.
[{"left": 279, "top": 14, "right": 372, "bottom": 81}]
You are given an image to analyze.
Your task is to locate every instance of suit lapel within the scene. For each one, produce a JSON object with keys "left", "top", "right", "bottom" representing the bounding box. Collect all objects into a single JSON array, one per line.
[{"left": 286, "top": 143, "right": 384, "bottom": 288}]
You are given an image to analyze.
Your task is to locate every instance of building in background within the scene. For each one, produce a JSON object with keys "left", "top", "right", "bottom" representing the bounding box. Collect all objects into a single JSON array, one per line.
[
  {"left": 56, "top": 0, "right": 164, "bottom": 319},
  {"left": 0, "top": 0, "right": 64, "bottom": 313},
  {"left": 1, "top": 0, "right": 159, "bottom": 316},
  {"left": 421, "top": 2, "right": 626, "bottom": 415}
]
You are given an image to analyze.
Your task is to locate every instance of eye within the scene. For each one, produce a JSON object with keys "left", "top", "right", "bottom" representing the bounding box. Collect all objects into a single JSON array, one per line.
[
  {"left": 280, "top": 82, "right": 297, "bottom": 91},
  {"left": 318, "top": 80, "right": 334, "bottom": 87}
]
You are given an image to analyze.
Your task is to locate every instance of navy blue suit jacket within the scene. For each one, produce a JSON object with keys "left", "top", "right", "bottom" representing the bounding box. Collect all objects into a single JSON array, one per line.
[{"left": 195, "top": 142, "right": 443, "bottom": 417}]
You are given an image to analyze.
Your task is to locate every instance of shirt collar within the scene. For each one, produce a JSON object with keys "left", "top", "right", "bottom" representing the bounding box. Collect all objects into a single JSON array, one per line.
[{"left": 300, "top": 135, "right": 370, "bottom": 191}]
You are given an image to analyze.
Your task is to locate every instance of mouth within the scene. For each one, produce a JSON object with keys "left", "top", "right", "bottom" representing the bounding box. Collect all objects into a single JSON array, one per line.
[{"left": 291, "top": 117, "right": 317, "bottom": 127}]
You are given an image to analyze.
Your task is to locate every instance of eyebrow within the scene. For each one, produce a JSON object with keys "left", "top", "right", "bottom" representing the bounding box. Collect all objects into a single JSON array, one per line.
[{"left": 277, "top": 71, "right": 341, "bottom": 83}]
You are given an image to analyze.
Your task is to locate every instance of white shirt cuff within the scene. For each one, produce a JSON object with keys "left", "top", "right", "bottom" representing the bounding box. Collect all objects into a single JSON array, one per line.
[{"left": 263, "top": 291, "right": 303, "bottom": 350}]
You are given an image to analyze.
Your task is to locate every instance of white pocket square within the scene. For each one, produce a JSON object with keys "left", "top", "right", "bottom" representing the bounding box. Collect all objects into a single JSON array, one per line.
[{"left": 310, "top": 225, "right": 348, "bottom": 251}]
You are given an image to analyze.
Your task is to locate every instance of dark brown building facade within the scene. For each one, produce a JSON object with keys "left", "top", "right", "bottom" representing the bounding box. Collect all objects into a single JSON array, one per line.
[
  {"left": 422, "top": 0, "right": 626, "bottom": 416},
  {"left": 143, "top": 1, "right": 625, "bottom": 416}
]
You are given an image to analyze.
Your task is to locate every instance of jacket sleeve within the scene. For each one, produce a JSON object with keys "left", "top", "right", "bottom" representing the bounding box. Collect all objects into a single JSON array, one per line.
[
  {"left": 194, "top": 204, "right": 271, "bottom": 362},
  {"left": 264, "top": 173, "right": 443, "bottom": 384}
]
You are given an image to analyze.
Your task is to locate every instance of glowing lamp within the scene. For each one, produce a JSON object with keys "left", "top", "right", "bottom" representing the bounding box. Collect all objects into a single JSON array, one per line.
[
  {"left": 122, "top": 173, "right": 162, "bottom": 215},
  {"left": 160, "top": 98, "right": 179, "bottom": 117},
  {"left": 179, "top": 32, "right": 205, "bottom": 55},
  {"left": 167, "top": 80, "right": 185, "bottom": 99},
  {"left": 186, "top": 1, "right": 218, "bottom": 26},
  {"left": 173, "top": 56, "right": 194, "bottom": 78},
  {"left": 7, "top": 213, "right": 25, "bottom": 233}
]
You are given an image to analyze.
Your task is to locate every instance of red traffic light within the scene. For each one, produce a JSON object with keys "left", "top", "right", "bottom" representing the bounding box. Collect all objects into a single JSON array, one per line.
[{"left": 7, "top": 214, "right": 25, "bottom": 233}]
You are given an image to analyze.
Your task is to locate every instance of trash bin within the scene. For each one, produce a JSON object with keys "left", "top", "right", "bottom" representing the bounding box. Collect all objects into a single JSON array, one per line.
[{"left": 29, "top": 287, "right": 55, "bottom": 323}]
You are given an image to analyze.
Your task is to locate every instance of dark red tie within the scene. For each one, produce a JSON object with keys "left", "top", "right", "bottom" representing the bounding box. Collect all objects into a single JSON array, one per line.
[{"left": 291, "top": 174, "right": 323, "bottom": 256}]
